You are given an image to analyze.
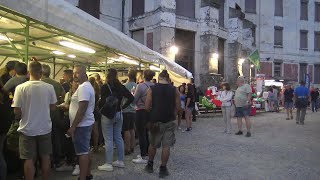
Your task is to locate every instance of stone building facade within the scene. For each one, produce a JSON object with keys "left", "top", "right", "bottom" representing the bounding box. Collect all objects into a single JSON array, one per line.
[
  {"left": 65, "top": 0, "right": 259, "bottom": 90},
  {"left": 241, "top": 0, "right": 320, "bottom": 85}
]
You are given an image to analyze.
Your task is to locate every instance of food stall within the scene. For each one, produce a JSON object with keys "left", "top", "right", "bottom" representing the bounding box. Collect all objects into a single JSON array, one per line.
[{"left": 0, "top": 0, "right": 192, "bottom": 82}]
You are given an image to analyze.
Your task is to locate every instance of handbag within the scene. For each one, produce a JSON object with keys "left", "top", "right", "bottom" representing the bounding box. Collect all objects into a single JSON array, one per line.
[{"left": 100, "top": 83, "right": 119, "bottom": 119}]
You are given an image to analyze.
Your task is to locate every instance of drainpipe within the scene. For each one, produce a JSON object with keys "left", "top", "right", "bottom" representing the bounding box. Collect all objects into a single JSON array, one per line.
[{"left": 121, "top": 0, "right": 125, "bottom": 32}]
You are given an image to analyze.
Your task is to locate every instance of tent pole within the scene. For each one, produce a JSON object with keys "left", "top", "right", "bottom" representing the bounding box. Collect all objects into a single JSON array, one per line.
[
  {"left": 55, "top": 66, "right": 65, "bottom": 78},
  {"left": 25, "top": 19, "right": 30, "bottom": 64},
  {"left": 105, "top": 56, "right": 108, "bottom": 77},
  {"left": 0, "top": 57, "right": 8, "bottom": 66},
  {"left": 53, "top": 57, "right": 56, "bottom": 79}
]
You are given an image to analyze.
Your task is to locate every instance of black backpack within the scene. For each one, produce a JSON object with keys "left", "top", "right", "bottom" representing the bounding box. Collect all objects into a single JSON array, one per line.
[{"left": 100, "top": 83, "right": 119, "bottom": 119}]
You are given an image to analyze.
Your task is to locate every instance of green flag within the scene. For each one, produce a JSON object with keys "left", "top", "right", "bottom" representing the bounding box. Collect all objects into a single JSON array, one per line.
[{"left": 248, "top": 49, "right": 260, "bottom": 70}]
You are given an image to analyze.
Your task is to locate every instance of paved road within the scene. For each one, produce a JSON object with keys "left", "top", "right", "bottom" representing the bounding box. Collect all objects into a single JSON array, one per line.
[{"left": 19, "top": 110, "right": 320, "bottom": 180}]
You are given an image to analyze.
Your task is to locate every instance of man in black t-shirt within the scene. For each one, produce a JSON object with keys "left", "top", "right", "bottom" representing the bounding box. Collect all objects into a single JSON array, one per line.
[
  {"left": 283, "top": 84, "right": 294, "bottom": 120},
  {"left": 144, "top": 70, "right": 181, "bottom": 178}
]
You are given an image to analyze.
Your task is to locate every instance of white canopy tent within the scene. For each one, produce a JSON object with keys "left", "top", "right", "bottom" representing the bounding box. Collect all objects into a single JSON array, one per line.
[{"left": 0, "top": 0, "right": 193, "bottom": 80}]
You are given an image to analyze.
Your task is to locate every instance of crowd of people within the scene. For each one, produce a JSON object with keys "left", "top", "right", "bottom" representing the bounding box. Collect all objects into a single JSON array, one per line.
[
  {"left": 0, "top": 60, "right": 319, "bottom": 180},
  {"left": 0, "top": 60, "right": 197, "bottom": 180}
]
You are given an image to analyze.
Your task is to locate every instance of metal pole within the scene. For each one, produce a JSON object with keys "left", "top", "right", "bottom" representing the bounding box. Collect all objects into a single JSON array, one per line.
[
  {"left": 53, "top": 57, "right": 56, "bottom": 79},
  {"left": 0, "top": 57, "right": 8, "bottom": 66},
  {"left": 25, "top": 19, "right": 30, "bottom": 64},
  {"left": 105, "top": 56, "right": 108, "bottom": 78}
]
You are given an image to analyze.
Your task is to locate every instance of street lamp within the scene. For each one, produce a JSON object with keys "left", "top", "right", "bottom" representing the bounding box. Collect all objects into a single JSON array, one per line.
[
  {"left": 170, "top": 45, "right": 179, "bottom": 55},
  {"left": 212, "top": 53, "right": 219, "bottom": 59},
  {"left": 238, "top": 58, "right": 245, "bottom": 65}
]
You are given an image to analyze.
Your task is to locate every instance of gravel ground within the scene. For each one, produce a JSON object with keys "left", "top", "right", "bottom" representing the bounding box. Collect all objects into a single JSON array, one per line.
[{"left": 13, "top": 110, "right": 320, "bottom": 180}]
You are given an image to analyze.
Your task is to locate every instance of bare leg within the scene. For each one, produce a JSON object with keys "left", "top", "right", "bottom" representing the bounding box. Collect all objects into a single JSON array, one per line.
[
  {"left": 24, "top": 159, "right": 35, "bottom": 180},
  {"left": 177, "top": 110, "right": 182, "bottom": 127},
  {"left": 237, "top": 118, "right": 243, "bottom": 131},
  {"left": 87, "top": 154, "right": 92, "bottom": 176},
  {"left": 129, "top": 129, "right": 135, "bottom": 151},
  {"left": 148, "top": 145, "right": 157, "bottom": 162},
  {"left": 79, "top": 154, "right": 89, "bottom": 180},
  {"left": 40, "top": 155, "right": 50, "bottom": 180},
  {"left": 160, "top": 147, "right": 170, "bottom": 166},
  {"left": 244, "top": 116, "right": 251, "bottom": 132},
  {"left": 124, "top": 130, "right": 131, "bottom": 153}
]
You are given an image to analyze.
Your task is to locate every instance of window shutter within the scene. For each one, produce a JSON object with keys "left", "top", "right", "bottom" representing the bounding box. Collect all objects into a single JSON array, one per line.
[
  {"left": 316, "top": 2, "right": 320, "bottom": 21},
  {"left": 245, "top": 0, "right": 256, "bottom": 13},
  {"left": 300, "top": 30, "right": 308, "bottom": 49},
  {"left": 274, "top": 26, "right": 283, "bottom": 46},
  {"left": 176, "top": 0, "right": 195, "bottom": 18},
  {"left": 132, "top": 0, "right": 145, "bottom": 17},
  {"left": 78, "top": 0, "right": 100, "bottom": 19},
  {"left": 300, "top": 1, "right": 308, "bottom": 20},
  {"left": 275, "top": 0, "right": 283, "bottom": 16},
  {"left": 315, "top": 32, "right": 320, "bottom": 51}
]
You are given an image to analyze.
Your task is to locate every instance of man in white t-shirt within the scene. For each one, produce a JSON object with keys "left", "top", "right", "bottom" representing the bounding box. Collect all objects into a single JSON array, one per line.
[
  {"left": 67, "top": 65, "right": 95, "bottom": 180},
  {"left": 12, "top": 61, "right": 57, "bottom": 180}
]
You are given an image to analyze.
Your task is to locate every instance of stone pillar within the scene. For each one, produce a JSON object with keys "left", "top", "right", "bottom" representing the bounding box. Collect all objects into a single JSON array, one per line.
[
  {"left": 153, "top": 0, "right": 176, "bottom": 61},
  {"left": 196, "top": 0, "right": 220, "bottom": 92},
  {"left": 226, "top": 42, "right": 241, "bottom": 88},
  {"left": 225, "top": 7, "right": 245, "bottom": 89}
]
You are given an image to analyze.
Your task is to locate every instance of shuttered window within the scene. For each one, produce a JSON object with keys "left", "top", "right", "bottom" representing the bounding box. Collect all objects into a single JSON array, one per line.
[
  {"left": 274, "top": 26, "right": 283, "bottom": 46},
  {"left": 131, "top": 29, "right": 144, "bottom": 45},
  {"left": 176, "top": 0, "right": 195, "bottom": 18},
  {"left": 132, "top": 0, "right": 145, "bottom": 17},
  {"left": 300, "top": 30, "right": 308, "bottom": 49},
  {"left": 78, "top": 0, "right": 100, "bottom": 19},
  {"left": 314, "top": 65, "right": 320, "bottom": 83},
  {"left": 315, "top": 32, "right": 320, "bottom": 51},
  {"left": 219, "top": 0, "right": 225, "bottom": 27},
  {"left": 275, "top": 0, "right": 283, "bottom": 17},
  {"left": 300, "top": 0, "right": 308, "bottom": 20},
  {"left": 245, "top": 0, "right": 256, "bottom": 13},
  {"left": 316, "top": 2, "right": 320, "bottom": 21},
  {"left": 274, "top": 62, "right": 282, "bottom": 78}
]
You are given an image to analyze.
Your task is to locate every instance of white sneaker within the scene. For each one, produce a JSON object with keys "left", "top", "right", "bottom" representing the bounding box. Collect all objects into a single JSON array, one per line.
[
  {"left": 112, "top": 160, "right": 125, "bottom": 168},
  {"left": 98, "top": 163, "right": 113, "bottom": 171},
  {"left": 56, "top": 163, "right": 73, "bottom": 172},
  {"left": 132, "top": 155, "right": 148, "bottom": 164},
  {"left": 72, "top": 165, "right": 80, "bottom": 176}
]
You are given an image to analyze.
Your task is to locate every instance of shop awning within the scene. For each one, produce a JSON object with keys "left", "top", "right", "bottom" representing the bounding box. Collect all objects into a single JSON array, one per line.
[{"left": 0, "top": 0, "right": 193, "bottom": 78}]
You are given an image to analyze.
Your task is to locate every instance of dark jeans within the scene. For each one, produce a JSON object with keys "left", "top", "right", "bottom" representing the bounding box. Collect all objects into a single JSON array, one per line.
[
  {"left": 296, "top": 107, "right": 307, "bottom": 123},
  {"left": 311, "top": 100, "right": 318, "bottom": 112},
  {"left": 0, "top": 134, "right": 6, "bottom": 180},
  {"left": 135, "top": 109, "right": 149, "bottom": 157}
]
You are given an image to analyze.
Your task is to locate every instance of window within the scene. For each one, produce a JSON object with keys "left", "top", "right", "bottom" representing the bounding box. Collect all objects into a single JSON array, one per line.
[
  {"left": 275, "top": 0, "right": 283, "bottom": 16},
  {"left": 300, "top": 0, "right": 308, "bottom": 20},
  {"left": 252, "top": 27, "right": 256, "bottom": 46},
  {"left": 132, "top": 0, "right": 145, "bottom": 17},
  {"left": 78, "top": 0, "right": 100, "bottom": 18},
  {"left": 315, "top": 32, "right": 320, "bottom": 51},
  {"left": 176, "top": 0, "right": 195, "bottom": 18},
  {"left": 300, "top": 30, "right": 308, "bottom": 49},
  {"left": 131, "top": 29, "right": 144, "bottom": 45},
  {"left": 274, "top": 62, "right": 282, "bottom": 77},
  {"left": 316, "top": 2, "right": 320, "bottom": 21},
  {"left": 299, "top": 63, "right": 307, "bottom": 82},
  {"left": 274, "top": 26, "right": 283, "bottom": 46},
  {"left": 314, "top": 64, "right": 320, "bottom": 84},
  {"left": 245, "top": 0, "right": 256, "bottom": 13},
  {"left": 219, "top": 0, "right": 225, "bottom": 27}
]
